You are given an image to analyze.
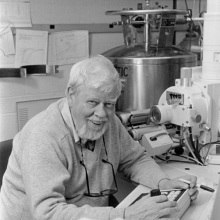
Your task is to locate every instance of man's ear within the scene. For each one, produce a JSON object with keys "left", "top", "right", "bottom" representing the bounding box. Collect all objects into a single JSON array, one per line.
[{"left": 66, "top": 87, "right": 75, "bottom": 101}]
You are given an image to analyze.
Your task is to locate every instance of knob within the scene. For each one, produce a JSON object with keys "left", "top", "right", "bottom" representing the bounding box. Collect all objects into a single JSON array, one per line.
[
  {"left": 191, "top": 114, "right": 202, "bottom": 123},
  {"left": 150, "top": 189, "right": 161, "bottom": 197}
]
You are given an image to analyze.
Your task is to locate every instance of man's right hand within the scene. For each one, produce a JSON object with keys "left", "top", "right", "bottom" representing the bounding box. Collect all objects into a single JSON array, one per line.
[{"left": 124, "top": 194, "right": 180, "bottom": 220}]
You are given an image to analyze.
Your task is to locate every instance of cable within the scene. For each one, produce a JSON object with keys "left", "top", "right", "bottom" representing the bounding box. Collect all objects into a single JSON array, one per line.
[
  {"left": 199, "top": 140, "right": 220, "bottom": 149},
  {"left": 188, "top": 127, "right": 196, "bottom": 152},
  {"left": 171, "top": 153, "right": 203, "bottom": 165},
  {"left": 156, "top": 155, "right": 197, "bottom": 165},
  {"left": 201, "top": 130, "right": 213, "bottom": 164},
  {"left": 197, "top": 21, "right": 203, "bottom": 41},
  {"left": 194, "top": 138, "right": 202, "bottom": 162},
  {"left": 184, "top": 0, "right": 198, "bottom": 51},
  {"left": 199, "top": 139, "right": 220, "bottom": 165},
  {"left": 183, "top": 129, "right": 204, "bottom": 166},
  {"left": 188, "top": 128, "right": 203, "bottom": 164},
  {"left": 184, "top": 0, "right": 196, "bottom": 29}
]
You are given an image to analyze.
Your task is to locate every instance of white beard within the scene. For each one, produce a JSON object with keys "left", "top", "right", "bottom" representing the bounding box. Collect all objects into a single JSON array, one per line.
[{"left": 74, "top": 117, "right": 109, "bottom": 140}]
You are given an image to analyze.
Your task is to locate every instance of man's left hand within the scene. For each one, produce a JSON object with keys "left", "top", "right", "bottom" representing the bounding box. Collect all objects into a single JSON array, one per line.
[{"left": 158, "top": 175, "right": 199, "bottom": 201}]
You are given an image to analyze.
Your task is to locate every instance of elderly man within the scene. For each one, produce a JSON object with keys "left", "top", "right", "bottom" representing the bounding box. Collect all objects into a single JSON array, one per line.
[{"left": 0, "top": 55, "right": 198, "bottom": 220}]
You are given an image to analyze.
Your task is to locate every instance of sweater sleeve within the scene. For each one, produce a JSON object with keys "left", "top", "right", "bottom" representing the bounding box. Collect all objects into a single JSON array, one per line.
[
  {"left": 115, "top": 117, "right": 169, "bottom": 189},
  {"left": 21, "top": 132, "right": 125, "bottom": 220}
]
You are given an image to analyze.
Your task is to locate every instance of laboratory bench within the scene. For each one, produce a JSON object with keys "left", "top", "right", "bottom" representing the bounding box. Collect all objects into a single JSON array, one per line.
[{"left": 116, "top": 159, "right": 220, "bottom": 220}]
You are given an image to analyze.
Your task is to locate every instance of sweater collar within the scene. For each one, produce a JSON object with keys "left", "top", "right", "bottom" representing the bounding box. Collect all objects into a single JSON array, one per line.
[{"left": 61, "top": 98, "right": 80, "bottom": 144}]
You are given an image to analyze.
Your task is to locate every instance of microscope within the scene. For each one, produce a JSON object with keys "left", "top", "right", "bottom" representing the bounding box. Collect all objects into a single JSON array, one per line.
[{"left": 117, "top": 0, "right": 220, "bottom": 166}]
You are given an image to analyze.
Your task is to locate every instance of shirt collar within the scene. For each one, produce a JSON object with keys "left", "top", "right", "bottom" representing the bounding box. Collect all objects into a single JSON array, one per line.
[{"left": 61, "top": 98, "right": 80, "bottom": 144}]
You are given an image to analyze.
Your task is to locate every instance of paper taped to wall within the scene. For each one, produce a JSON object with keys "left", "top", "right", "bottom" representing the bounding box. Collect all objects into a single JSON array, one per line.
[
  {"left": 15, "top": 29, "right": 48, "bottom": 67},
  {"left": 48, "top": 30, "right": 89, "bottom": 66},
  {"left": 0, "top": 1, "right": 31, "bottom": 28}
]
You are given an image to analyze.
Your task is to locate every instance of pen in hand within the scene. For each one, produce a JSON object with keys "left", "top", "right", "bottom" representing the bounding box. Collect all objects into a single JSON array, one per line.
[{"left": 179, "top": 178, "right": 215, "bottom": 192}]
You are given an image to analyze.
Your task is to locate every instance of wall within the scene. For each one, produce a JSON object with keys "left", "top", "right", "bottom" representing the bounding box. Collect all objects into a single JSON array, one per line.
[{"left": 0, "top": 0, "right": 207, "bottom": 142}]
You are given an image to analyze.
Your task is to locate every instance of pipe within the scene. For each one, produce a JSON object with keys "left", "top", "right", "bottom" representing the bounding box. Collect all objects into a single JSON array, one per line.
[
  {"left": 173, "top": 0, "right": 177, "bottom": 46},
  {"left": 201, "top": 0, "right": 220, "bottom": 80}
]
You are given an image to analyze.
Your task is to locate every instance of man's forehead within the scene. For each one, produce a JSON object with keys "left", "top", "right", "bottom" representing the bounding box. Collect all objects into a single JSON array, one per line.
[{"left": 79, "top": 85, "right": 117, "bottom": 101}]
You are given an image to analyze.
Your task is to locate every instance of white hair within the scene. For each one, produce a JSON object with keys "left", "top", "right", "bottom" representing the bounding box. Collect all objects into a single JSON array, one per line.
[{"left": 66, "top": 55, "right": 123, "bottom": 98}]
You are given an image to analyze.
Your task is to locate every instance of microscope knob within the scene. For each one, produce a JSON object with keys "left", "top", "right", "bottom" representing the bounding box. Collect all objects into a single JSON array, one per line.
[{"left": 191, "top": 114, "right": 202, "bottom": 123}]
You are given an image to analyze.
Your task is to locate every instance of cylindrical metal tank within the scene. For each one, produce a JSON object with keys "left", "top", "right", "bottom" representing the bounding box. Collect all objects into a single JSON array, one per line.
[{"left": 102, "top": 44, "right": 197, "bottom": 112}]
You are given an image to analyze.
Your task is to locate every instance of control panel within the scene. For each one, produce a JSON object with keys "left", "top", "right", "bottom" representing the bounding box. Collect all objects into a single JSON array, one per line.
[{"left": 129, "top": 189, "right": 190, "bottom": 219}]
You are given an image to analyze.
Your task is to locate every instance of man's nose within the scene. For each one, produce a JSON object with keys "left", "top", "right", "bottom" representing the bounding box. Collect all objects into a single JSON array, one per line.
[{"left": 94, "top": 103, "right": 107, "bottom": 118}]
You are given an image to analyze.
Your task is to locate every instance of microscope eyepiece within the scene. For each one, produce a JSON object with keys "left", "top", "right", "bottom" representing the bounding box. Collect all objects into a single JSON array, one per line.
[
  {"left": 150, "top": 106, "right": 161, "bottom": 124},
  {"left": 150, "top": 105, "right": 173, "bottom": 124}
]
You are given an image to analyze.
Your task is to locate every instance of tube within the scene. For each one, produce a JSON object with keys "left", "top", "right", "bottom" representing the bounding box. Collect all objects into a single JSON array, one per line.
[{"left": 201, "top": 0, "right": 220, "bottom": 80}]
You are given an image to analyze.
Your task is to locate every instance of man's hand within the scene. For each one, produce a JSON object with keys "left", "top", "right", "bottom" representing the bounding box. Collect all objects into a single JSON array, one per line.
[
  {"left": 158, "top": 175, "right": 199, "bottom": 201},
  {"left": 125, "top": 194, "right": 180, "bottom": 220}
]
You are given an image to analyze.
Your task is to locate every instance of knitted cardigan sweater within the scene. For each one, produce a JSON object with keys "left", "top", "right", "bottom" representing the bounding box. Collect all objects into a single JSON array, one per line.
[{"left": 0, "top": 98, "right": 168, "bottom": 220}]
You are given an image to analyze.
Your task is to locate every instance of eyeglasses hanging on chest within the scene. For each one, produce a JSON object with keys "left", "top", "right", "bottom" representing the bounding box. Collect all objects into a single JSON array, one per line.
[{"left": 79, "top": 136, "right": 118, "bottom": 197}]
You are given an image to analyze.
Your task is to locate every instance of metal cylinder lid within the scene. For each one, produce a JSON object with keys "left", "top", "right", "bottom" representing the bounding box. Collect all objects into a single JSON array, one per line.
[
  {"left": 105, "top": 9, "right": 188, "bottom": 16},
  {"left": 102, "top": 44, "right": 197, "bottom": 65}
]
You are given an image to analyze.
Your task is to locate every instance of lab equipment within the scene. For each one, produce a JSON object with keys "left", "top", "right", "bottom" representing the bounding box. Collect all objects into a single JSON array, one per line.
[
  {"left": 162, "top": 189, "right": 190, "bottom": 218},
  {"left": 128, "top": 188, "right": 190, "bottom": 219},
  {"left": 116, "top": 110, "right": 176, "bottom": 156},
  {"left": 179, "top": 179, "right": 214, "bottom": 193},
  {"left": 115, "top": 0, "right": 220, "bottom": 165},
  {"left": 103, "top": 5, "right": 197, "bottom": 112},
  {"left": 148, "top": 0, "right": 220, "bottom": 164},
  {"left": 149, "top": 65, "right": 220, "bottom": 163}
]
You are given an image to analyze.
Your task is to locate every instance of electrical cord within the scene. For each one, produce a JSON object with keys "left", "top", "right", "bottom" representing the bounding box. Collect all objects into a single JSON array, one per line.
[
  {"left": 199, "top": 141, "right": 220, "bottom": 149},
  {"left": 184, "top": 0, "right": 205, "bottom": 52},
  {"left": 154, "top": 122, "right": 218, "bottom": 166},
  {"left": 155, "top": 147, "right": 206, "bottom": 165},
  {"left": 183, "top": 129, "right": 204, "bottom": 166},
  {"left": 188, "top": 127, "right": 204, "bottom": 164},
  {"left": 184, "top": 0, "right": 195, "bottom": 51},
  {"left": 194, "top": 138, "right": 204, "bottom": 164},
  {"left": 188, "top": 127, "right": 196, "bottom": 152},
  {"left": 155, "top": 143, "right": 203, "bottom": 165},
  {"left": 171, "top": 153, "right": 202, "bottom": 164},
  {"left": 184, "top": 0, "right": 196, "bottom": 29},
  {"left": 199, "top": 130, "right": 213, "bottom": 164},
  {"left": 155, "top": 155, "right": 197, "bottom": 165},
  {"left": 197, "top": 21, "right": 203, "bottom": 41}
]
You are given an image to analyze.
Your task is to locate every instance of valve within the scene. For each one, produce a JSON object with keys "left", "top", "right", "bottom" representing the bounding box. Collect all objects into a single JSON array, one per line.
[{"left": 200, "top": 122, "right": 211, "bottom": 131}]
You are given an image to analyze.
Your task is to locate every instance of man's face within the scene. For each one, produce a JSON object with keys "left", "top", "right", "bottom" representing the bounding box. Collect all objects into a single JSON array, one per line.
[{"left": 68, "top": 84, "right": 117, "bottom": 140}]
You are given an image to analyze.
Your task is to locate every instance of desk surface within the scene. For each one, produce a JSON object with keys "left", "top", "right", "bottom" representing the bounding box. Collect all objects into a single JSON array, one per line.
[{"left": 117, "top": 161, "right": 220, "bottom": 220}]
